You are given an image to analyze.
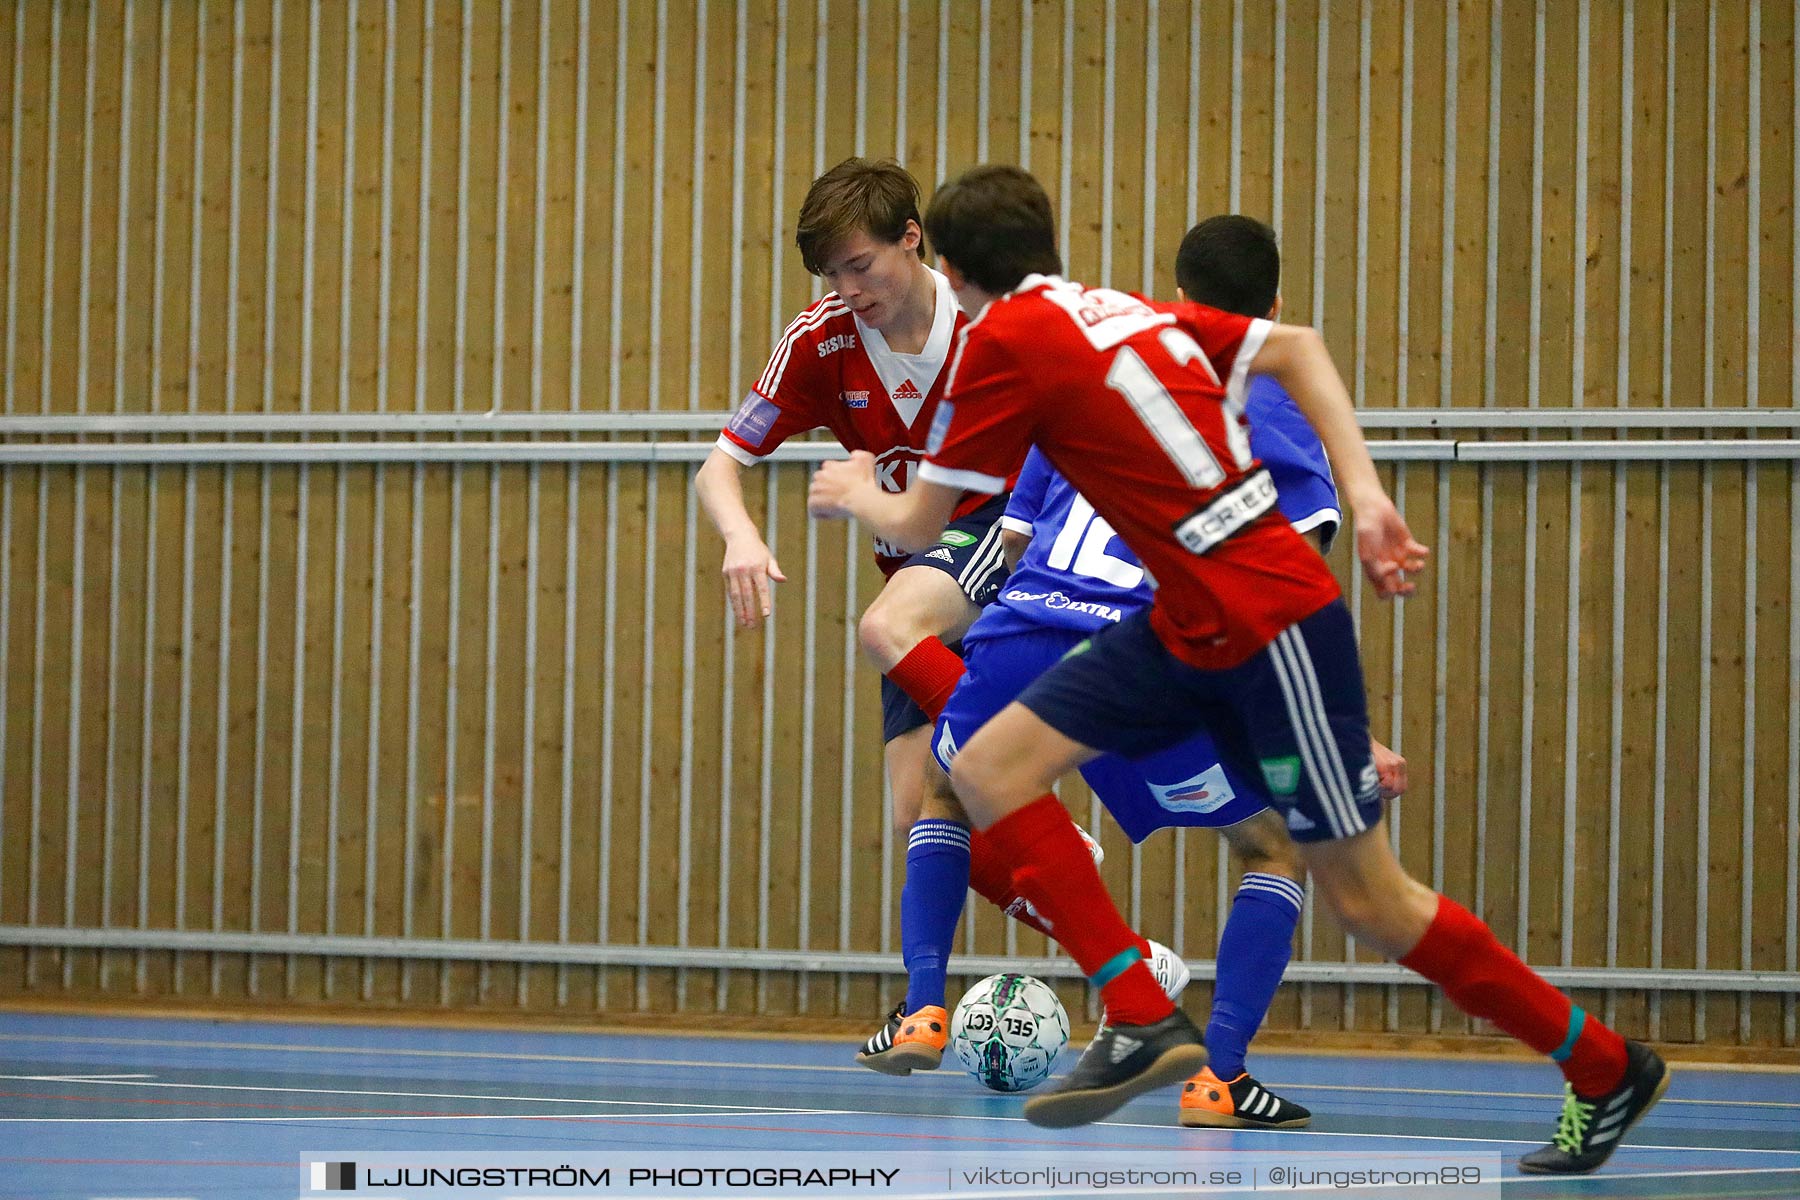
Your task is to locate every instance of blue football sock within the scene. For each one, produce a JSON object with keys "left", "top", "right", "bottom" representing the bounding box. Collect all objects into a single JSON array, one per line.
[
  {"left": 901, "top": 818, "right": 972, "bottom": 1012},
  {"left": 1207, "top": 871, "right": 1305, "bottom": 1080}
]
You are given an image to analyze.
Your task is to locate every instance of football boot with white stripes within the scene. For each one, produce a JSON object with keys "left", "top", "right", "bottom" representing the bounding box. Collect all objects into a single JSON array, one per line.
[
  {"left": 1518, "top": 1040, "right": 1670, "bottom": 1175},
  {"left": 856, "top": 1002, "right": 949, "bottom": 1075},
  {"left": 1179, "top": 1066, "right": 1312, "bottom": 1129},
  {"left": 1023, "top": 1006, "right": 1209, "bottom": 1129}
]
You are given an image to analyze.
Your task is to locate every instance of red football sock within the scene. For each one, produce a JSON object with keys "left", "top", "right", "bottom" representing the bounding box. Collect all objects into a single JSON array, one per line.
[
  {"left": 982, "top": 795, "right": 1169, "bottom": 1025},
  {"left": 968, "top": 830, "right": 1052, "bottom": 935},
  {"left": 1399, "top": 894, "right": 1628, "bottom": 1097},
  {"left": 887, "top": 638, "right": 966, "bottom": 721}
]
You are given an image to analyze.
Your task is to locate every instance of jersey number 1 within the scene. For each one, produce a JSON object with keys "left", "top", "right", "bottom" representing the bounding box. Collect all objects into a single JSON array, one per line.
[{"left": 1104, "top": 328, "right": 1253, "bottom": 488}]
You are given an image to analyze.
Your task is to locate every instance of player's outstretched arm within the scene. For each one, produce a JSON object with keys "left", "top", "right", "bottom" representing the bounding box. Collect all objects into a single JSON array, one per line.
[
  {"left": 695, "top": 447, "right": 788, "bottom": 629},
  {"left": 806, "top": 450, "right": 963, "bottom": 553},
  {"left": 1250, "top": 325, "right": 1429, "bottom": 599}
]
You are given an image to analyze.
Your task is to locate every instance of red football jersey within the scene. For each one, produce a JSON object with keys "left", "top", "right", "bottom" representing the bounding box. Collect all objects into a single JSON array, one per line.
[
  {"left": 917, "top": 274, "right": 1341, "bottom": 669},
  {"left": 717, "top": 268, "right": 996, "bottom": 574}
]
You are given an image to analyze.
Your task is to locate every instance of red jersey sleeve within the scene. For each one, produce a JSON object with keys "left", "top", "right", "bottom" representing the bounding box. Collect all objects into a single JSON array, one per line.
[
  {"left": 1167, "top": 301, "right": 1274, "bottom": 409},
  {"left": 916, "top": 318, "right": 1035, "bottom": 496},
  {"left": 715, "top": 308, "right": 837, "bottom": 464}
]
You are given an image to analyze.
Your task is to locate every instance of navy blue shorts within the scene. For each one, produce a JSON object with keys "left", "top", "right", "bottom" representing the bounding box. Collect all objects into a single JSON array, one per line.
[
  {"left": 1014, "top": 601, "right": 1381, "bottom": 843},
  {"left": 932, "top": 628, "right": 1270, "bottom": 842},
  {"left": 877, "top": 494, "right": 1012, "bottom": 744}
]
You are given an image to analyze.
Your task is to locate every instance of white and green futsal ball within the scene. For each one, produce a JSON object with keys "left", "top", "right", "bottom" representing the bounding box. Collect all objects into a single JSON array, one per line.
[{"left": 949, "top": 972, "right": 1071, "bottom": 1092}]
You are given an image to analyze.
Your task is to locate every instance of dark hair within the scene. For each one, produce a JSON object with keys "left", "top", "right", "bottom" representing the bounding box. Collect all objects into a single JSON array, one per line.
[
  {"left": 923, "top": 164, "right": 1062, "bottom": 295},
  {"left": 794, "top": 158, "right": 925, "bottom": 275},
  {"left": 1173, "top": 215, "right": 1281, "bottom": 317}
]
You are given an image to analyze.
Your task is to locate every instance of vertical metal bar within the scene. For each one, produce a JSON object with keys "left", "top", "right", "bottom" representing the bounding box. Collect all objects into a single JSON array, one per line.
[
  {"left": 101, "top": 0, "right": 139, "bottom": 987},
  {"left": 175, "top": 0, "right": 213, "bottom": 995},
  {"left": 1475, "top": 0, "right": 1502, "bottom": 940},
  {"left": 400, "top": 0, "right": 434, "bottom": 1003},
  {"left": 634, "top": 502, "right": 658, "bottom": 1015},
  {"left": 477, "top": 0, "right": 514, "bottom": 1001},
  {"left": 795, "top": 482, "right": 820, "bottom": 1011},
  {"left": 1186, "top": 0, "right": 1200, "bottom": 234},
  {"left": 837, "top": 520, "right": 857, "bottom": 1009},
  {"left": 975, "top": 0, "right": 988, "bottom": 161},
  {"left": 717, "top": 0, "right": 742, "bottom": 1007},
  {"left": 1515, "top": 0, "right": 1547, "bottom": 962},
  {"left": 1560, "top": 0, "right": 1589, "bottom": 973},
  {"left": 209, "top": 0, "right": 246, "bottom": 999},
  {"left": 1790, "top": 0, "right": 1800, "bottom": 1047},
  {"left": 515, "top": 0, "right": 552, "bottom": 1009},
  {"left": 1352, "top": 0, "right": 1369, "bottom": 410},
  {"left": 1270, "top": 0, "right": 1284, "bottom": 238},
  {"left": 1310, "top": 0, "right": 1327, "bottom": 334},
  {"left": 248, "top": 0, "right": 283, "bottom": 997},
  {"left": 1140, "top": 0, "right": 1156, "bottom": 294},
  {"left": 1695, "top": 0, "right": 1718, "bottom": 1042},
  {"left": 1738, "top": 0, "right": 1761, "bottom": 1043},
  {"left": 1429, "top": 0, "right": 1455, "bottom": 1023},
  {"left": 812, "top": 0, "right": 825, "bottom": 192},
  {"left": 61, "top": 0, "right": 101, "bottom": 988},
  {"left": 1057, "top": 0, "right": 1072, "bottom": 271},
  {"left": 755, "top": 464, "right": 777, "bottom": 1014},
  {"left": 674, "top": 0, "right": 707, "bottom": 1008},
  {"left": 557, "top": 0, "right": 589, "bottom": 1007},
  {"left": 595, "top": 0, "right": 622, "bottom": 1010},
  {"left": 287, "top": 0, "right": 322, "bottom": 997},
  {"left": 1395, "top": 0, "right": 1412, "bottom": 410},
  {"left": 1227, "top": 0, "right": 1241, "bottom": 213},
  {"left": 1099, "top": 0, "right": 1114, "bottom": 286},
  {"left": 26, "top": 0, "right": 66, "bottom": 990},
  {"left": 362, "top": 0, "right": 397, "bottom": 1002},
  {"left": 137, "top": 0, "right": 174, "bottom": 995},
  {"left": 1605, "top": 0, "right": 1632, "bottom": 1027},
  {"left": 1650, "top": 0, "right": 1676, "bottom": 1042},
  {"left": 895, "top": 0, "right": 909, "bottom": 165},
  {"left": 1016, "top": 0, "right": 1030, "bottom": 168},
  {"left": 855, "top": 0, "right": 868, "bottom": 156},
  {"left": 439, "top": 0, "right": 475, "bottom": 1007},
  {"left": 326, "top": 0, "right": 359, "bottom": 994},
  {"left": 935, "top": 0, "right": 948, "bottom": 184}
]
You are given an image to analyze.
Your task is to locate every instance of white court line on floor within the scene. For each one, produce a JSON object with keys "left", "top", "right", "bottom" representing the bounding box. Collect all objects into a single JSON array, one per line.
[
  {"left": 4, "top": 1033, "right": 1794, "bottom": 1111},
  {"left": 0, "top": 1073, "right": 156, "bottom": 1081},
  {"left": 4, "top": 1078, "right": 1795, "bottom": 1160},
  {"left": 0, "top": 1075, "right": 832, "bottom": 1113},
  {"left": 0, "top": 1110, "right": 856, "bottom": 1124}
]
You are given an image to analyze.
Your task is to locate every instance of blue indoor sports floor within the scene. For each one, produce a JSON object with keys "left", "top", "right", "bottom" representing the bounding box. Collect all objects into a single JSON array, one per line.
[{"left": 0, "top": 1010, "right": 1794, "bottom": 1199}]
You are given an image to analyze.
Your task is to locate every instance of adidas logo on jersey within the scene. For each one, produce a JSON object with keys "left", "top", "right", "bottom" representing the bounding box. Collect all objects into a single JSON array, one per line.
[
  {"left": 893, "top": 378, "right": 923, "bottom": 401},
  {"left": 1284, "top": 809, "right": 1317, "bottom": 832},
  {"left": 924, "top": 547, "right": 955, "bottom": 562}
]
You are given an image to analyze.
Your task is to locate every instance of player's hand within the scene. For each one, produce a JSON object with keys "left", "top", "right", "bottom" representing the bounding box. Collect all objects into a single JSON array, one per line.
[
  {"left": 1371, "top": 738, "right": 1407, "bottom": 800},
  {"left": 721, "top": 534, "right": 786, "bottom": 629},
  {"left": 807, "top": 450, "right": 878, "bottom": 520},
  {"left": 1354, "top": 495, "right": 1429, "bottom": 599}
]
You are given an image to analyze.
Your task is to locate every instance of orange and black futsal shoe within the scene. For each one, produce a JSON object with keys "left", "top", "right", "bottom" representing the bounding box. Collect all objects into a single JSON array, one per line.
[
  {"left": 1179, "top": 1066, "right": 1312, "bottom": 1129},
  {"left": 856, "top": 1002, "right": 950, "bottom": 1075}
]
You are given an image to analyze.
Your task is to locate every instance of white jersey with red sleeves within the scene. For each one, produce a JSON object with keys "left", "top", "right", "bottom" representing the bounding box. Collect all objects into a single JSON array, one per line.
[
  {"left": 717, "top": 267, "right": 996, "bottom": 575},
  {"left": 917, "top": 274, "right": 1341, "bottom": 670}
]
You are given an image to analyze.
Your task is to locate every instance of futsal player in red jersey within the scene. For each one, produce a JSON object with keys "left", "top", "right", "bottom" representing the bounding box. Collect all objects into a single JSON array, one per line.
[
  {"left": 697, "top": 159, "right": 1090, "bottom": 1049},
  {"left": 808, "top": 165, "right": 1667, "bottom": 1174}
]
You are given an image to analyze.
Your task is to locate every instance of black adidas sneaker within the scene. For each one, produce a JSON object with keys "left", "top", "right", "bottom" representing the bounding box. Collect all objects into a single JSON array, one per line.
[
  {"left": 1519, "top": 1040, "right": 1671, "bottom": 1175},
  {"left": 1179, "top": 1066, "right": 1312, "bottom": 1128},
  {"left": 1022, "top": 1007, "right": 1208, "bottom": 1128}
]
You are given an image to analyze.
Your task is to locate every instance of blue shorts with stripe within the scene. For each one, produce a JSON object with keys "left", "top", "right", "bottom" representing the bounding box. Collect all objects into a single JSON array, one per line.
[
  {"left": 931, "top": 628, "right": 1271, "bottom": 842},
  {"left": 1012, "top": 602, "right": 1382, "bottom": 843},
  {"left": 877, "top": 493, "right": 1013, "bottom": 743}
]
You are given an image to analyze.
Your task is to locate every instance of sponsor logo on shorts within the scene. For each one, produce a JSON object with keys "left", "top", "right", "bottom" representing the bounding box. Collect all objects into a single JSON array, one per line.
[
  {"left": 841, "top": 389, "right": 871, "bottom": 408},
  {"left": 934, "top": 721, "right": 959, "bottom": 770},
  {"left": 938, "top": 530, "right": 979, "bottom": 548},
  {"left": 1060, "top": 638, "right": 1093, "bottom": 660},
  {"left": 924, "top": 547, "right": 955, "bottom": 562},
  {"left": 1284, "top": 808, "right": 1316, "bottom": 832},
  {"left": 1358, "top": 761, "right": 1381, "bottom": 803},
  {"left": 1259, "top": 755, "right": 1301, "bottom": 796},
  {"left": 1148, "top": 764, "right": 1235, "bottom": 815}
]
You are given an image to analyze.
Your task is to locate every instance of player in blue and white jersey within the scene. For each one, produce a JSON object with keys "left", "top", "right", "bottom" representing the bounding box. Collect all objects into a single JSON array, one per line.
[{"left": 861, "top": 216, "right": 1405, "bottom": 1129}]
